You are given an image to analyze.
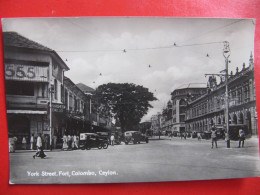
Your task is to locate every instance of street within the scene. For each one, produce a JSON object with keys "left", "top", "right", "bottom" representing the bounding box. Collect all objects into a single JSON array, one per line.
[{"left": 10, "top": 137, "right": 260, "bottom": 184}]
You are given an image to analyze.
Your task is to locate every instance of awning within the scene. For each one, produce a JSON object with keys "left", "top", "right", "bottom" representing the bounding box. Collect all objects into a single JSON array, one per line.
[{"left": 7, "top": 110, "right": 47, "bottom": 114}]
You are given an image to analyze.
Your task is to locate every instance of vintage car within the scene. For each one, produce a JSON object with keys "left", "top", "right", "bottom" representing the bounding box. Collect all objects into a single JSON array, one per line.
[
  {"left": 79, "top": 133, "right": 109, "bottom": 150},
  {"left": 96, "top": 132, "right": 110, "bottom": 143},
  {"left": 124, "top": 131, "right": 149, "bottom": 144}
]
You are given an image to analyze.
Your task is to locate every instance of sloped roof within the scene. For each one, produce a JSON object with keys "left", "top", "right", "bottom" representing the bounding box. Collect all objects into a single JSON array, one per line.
[
  {"left": 76, "top": 83, "right": 95, "bottom": 93},
  {"left": 3, "top": 31, "right": 70, "bottom": 71},
  {"left": 3, "top": 31, "right": 52, "bottom": 51}
]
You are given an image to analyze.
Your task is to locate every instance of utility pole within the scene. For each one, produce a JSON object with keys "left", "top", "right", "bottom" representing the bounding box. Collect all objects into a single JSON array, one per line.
[
  {"left": 49, "top": 85, "right": 53, "bottom": 151},
  {"left": 204, "top": 41, "right": 231, "bottom": 148},
  {"left": 223, "top": 41, "right": 231, "bottom": 148}
]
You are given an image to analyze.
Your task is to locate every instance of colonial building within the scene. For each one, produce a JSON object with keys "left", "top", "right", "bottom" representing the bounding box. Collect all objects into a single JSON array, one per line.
[
  {"left": 4, "top": 32, "right": 116, "bottom": 149},
  {"left": 170, "top": 84, "right": 207, "bottom": 133},
  {"left": 185, "top": 54, "right": 257, "bottom": 135},
  {"left": 3, "top": 32, "right": 69, "bottom": 148}
]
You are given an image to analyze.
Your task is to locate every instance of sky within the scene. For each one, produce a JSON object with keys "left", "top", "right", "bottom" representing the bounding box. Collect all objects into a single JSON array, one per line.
[{"left": 2, "top": 17, "right": 256, "bottom": 122}]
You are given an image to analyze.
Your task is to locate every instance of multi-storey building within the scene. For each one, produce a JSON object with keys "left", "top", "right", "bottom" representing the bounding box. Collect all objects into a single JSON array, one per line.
[
  {"left": 3, "top": 32, "right": 69, "bottom": 148},
  {"left": 185, "top": 54, "right": 257, "bottom": 135},
  {"left": 170, "top": 84, "right": 207, "bottom": 133},
  {"left": 3, "top": 32, "right": 113, "bottom": 149}
]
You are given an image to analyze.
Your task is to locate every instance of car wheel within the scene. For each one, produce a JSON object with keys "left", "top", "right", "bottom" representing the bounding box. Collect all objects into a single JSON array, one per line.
[
  {"left": 98, "top": 144, "right": 102, "bottom": 149},
  {"left": 125, "top": 142, "right": 128, "bottom": 145},
  {"left": 103, "top": 143, "right": 108, "bottom": 149},
  {"left": 86, "top": 147, "right": 91, "bottom": 150}
]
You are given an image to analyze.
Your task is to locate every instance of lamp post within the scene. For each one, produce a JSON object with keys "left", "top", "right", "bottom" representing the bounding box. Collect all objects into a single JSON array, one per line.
[
  {"left": 204, "top": 41, "right": 231, "bottom": 148},
  {"left": 223, "top": 41, "right": 231, "bottom": 148},
  {"left": 49, "top": 84, "right": 54, "bottom": 151}
]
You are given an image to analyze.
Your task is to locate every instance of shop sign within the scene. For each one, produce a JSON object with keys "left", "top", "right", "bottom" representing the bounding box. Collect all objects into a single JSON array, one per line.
[
  {"left": 5, "top": 63, "right": 49, "bottom": 82},
  {"left": 52, "top": 103, "right": 66, "bottom": 113}
]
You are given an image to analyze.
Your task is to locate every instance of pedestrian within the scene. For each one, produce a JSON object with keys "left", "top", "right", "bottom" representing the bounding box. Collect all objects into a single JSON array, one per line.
[
  {"left": 75, "top": 135, "right": 79, "bottom": 149},
  {"left": 30, "top": 134, "right": 34, "bottom": 150},
  {"left": 33, "top": 134, "right": 46, "bottom": 159},
  {"left": 110, "top": 134, "right": 115, "bottom": 146},
  {"left": 238, "top": 128, "right": 245, "bottom": 148},
  {"left": 9, "top": 135, "right": 15, "bottom": 153},
  {"left": 183, "top": 132, "right": 187, "bottom": 140},
  {"left": 73, "top": 134, "right": 78, "bottom": 149},
  {"left": 68, "top": 135, "right": 72, "bottom": 149},
  {"left": 211, "top": 126, "right": 217, "bottom": 148},
  {"left": 62, "top": 134, "right": 68, "bottom": 150},
  {"left": 71, "top": 135, "right": 75, "bottom": 149},
  {"left": 22, "top": 136, "right": 27, "bottom": 150},
  {"left": 198, "top": 133, "right": 202, "bottom": 141}
]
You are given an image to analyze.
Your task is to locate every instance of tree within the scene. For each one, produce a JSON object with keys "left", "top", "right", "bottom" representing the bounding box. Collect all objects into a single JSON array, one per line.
[{"left": 94, "top": 83, "right": 157, "bottom": 132}]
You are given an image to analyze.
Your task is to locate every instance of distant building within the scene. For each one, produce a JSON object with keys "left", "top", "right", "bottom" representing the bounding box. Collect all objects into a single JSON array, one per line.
[
  {"left": 150, "top": 112, "right": 162, "bottom": 135},
  {"left": 170, "top": 84, "right": 207, "bottom": 133}
]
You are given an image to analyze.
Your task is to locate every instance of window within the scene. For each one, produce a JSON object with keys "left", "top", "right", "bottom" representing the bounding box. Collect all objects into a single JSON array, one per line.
[
  {"left": 6, "top": 81, "right": 34, "bottom": 96},
  {"left": 54, "top": 79, "right": 58, "bottom": 100}
]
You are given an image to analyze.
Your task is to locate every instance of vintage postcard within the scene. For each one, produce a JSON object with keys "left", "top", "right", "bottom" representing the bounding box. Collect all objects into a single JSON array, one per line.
[{"left": 2, "top": 17, "right": 259, "bottom": 184}]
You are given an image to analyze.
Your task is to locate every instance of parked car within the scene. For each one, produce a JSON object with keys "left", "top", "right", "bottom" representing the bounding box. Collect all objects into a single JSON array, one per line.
[
  {"left": 124, "top": 131, "right": 149, "bottom": 144},
  {"left": 96, "top": 132, "right": 110, "bottom": 143},
  {"left": 79, "top": 133, "right": 109, "bottom": 150},
  {"left": 214, "top": 125, "right": 226, "bottom": 139}
]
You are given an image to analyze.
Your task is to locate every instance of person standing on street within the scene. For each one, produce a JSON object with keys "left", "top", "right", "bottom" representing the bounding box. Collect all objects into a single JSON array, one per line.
[
  {"left": 238, "top": 128, "right": 246, "bottom": 148},
  {"left": 110, "top": 134, "right": 115, "bottom": 146},
  {"left": 22, "top": 136, "right": 27, "bottom": 150},
  {"left": 62, "top": 134, "right": 68, "bottom": 150},
  {"left": 30, "top": 134, "right": 34, "bottom": 150},
  {"left": 211, "top": 126, "right": 217, "bottom": 149}
]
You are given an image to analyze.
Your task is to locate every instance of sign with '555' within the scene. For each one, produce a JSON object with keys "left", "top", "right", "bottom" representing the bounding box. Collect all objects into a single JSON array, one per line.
[{"left": 5, "top": 64, "right": 49, "bottom": 82}]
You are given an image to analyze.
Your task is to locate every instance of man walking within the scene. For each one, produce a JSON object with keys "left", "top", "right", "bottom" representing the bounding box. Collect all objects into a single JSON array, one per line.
[
  {"left": 33, "top": 133, "right": 46, "bottom": 159},
  {"left": 211, "top": 126, "right": 217, "bottom": 149},
  {"left": 238, "top": 128, "right": 245, "bottom": 148}
]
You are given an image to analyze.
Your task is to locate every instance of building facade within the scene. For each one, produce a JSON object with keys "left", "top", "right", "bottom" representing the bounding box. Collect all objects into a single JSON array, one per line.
[
  {"left": 4, "top": 32, "right": 70, "bottom": 148},
  {"left": 185, "top": 54, "right": 257, "bottom": 135},
  {"left": 4, "top": 32, "right": 113, "bottom": 149},
  {"left": 170, "top": 85, "right": 207, "bottom": 133}
]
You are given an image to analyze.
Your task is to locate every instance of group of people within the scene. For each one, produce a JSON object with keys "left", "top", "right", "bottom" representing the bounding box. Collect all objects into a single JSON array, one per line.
[
  {"left": 62, "top": 134, "right": 79, "bottom": 150},
  {"left": 210, "top": 126, "right": 246, "bottom": 149}
]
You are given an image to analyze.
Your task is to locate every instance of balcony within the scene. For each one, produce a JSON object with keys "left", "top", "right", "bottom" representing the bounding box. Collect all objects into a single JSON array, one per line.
[{"left": 6, "top": 95, "right": 48, "bottom": 109}]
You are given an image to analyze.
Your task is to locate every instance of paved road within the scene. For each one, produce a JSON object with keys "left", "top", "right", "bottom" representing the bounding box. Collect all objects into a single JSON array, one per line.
[{"left": 9, "top": 137, "right": 260, "bottom": 184}]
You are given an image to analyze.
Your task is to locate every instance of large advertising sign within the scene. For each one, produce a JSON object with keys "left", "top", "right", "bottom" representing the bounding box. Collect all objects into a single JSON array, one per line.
[{"left": 5, "top": 63, "right": 49, "bottom": 82}]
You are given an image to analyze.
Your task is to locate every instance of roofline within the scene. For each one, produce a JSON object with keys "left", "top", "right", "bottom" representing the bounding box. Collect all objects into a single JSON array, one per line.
[{"left": 4, "top": 45, "right": 70, "bottom": 71}]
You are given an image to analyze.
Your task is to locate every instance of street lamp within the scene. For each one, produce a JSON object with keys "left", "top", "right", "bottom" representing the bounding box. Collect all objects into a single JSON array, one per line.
[
  {"left": 223, "top": 41, "right": 231, "bottom": 148},
  {"left": 204, "top": 41, "right": 231, "bottom": 148}
]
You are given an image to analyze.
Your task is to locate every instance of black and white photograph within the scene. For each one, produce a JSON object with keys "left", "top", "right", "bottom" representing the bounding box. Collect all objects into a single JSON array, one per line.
[{"left": 2, "top": 17, "right": 259, "bottom": 184}]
